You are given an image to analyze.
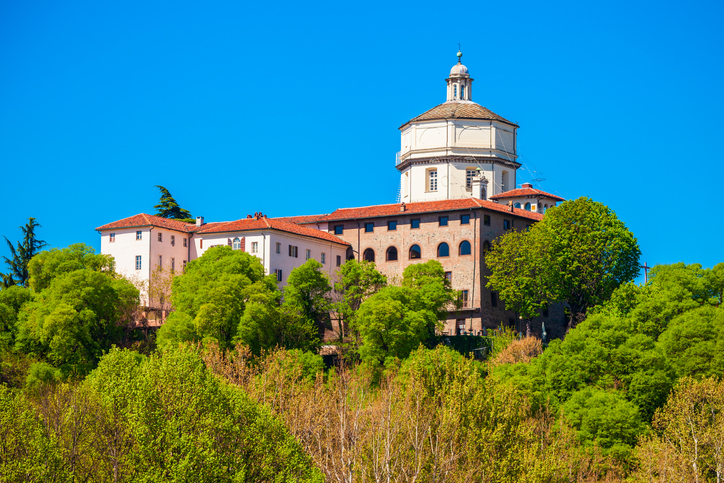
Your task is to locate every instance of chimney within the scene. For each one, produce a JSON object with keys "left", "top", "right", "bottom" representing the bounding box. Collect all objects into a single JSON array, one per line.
[
  {"left": 196, "top": 216, "right": 204, "bottom": 227},
  {"left": 246, "top": 214, "right": 252, "bottom": 219},
  {"left": 522, "top": 182, "right": 533, "bottom": 189},
  {"left": 400, "top": 202, "right": 406, "bottom": 212}
]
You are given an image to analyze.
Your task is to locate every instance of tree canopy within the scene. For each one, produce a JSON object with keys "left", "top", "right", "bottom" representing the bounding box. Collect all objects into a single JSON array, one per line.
[
  {"left": 486, "top": 197, "right": 641, "bottom": 328},
  {"left": 153, "top": 185, "right": 194, "bottom": 222},
  {"left": 2, "top": 218, "right": 46, "bottom": 288}
]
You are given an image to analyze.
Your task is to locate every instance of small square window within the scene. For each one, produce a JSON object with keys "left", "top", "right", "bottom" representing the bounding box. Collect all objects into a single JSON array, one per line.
[
  {"left": 336, "top": 255, "right": 341, "bottom": 267},
  {"left": 251, "top": 242, "right": 259, "bottom": 253},
  {"left": 365, "top": 222, "right": 374, "bottom": 233},
  {"left": 171, "top": 235, "right": 175, "bottom": 246},
  {"left": 109, "top": 233, "right": 115, "bottom": 242},
  {"left": 158, "top": 233, "right": 163, "bottom": 242},
  {"left": 439, "top": 216, "right": 449, "bottom": 227},
  {"left": 445, "top": 271, "right": 452, "bottom": 282},
  {"left": 388, "top": 220, "right": 397, "bottom": 231},
  {"left": 183, "top": 238, "right": 188, "bottom": 247},
  {"left": 484, "top": 215, "right": 491, "bottom": 226},
  {"left": 321, "top": 252, "right": 326, "bottom": 264},
  {"left": 136, "top": 231, "right": 142, "bottom": 240},
  {"left": 461, "top": 214, "right": 470, "bottom": 225},
  {"left": 135, "top": 255, "right": 142, "bottom": 270},
  {"left": 289, "top": 245, "right": 298, "bottom": 258},
  {"left": 411, "top": 219, "right": 420, "bottom": 229},
  {"left": 306, "top": 249, "right": 311, "bottom": 260},
  {"left": 334, "top": 225, "right": 344, "bottom": 235}
]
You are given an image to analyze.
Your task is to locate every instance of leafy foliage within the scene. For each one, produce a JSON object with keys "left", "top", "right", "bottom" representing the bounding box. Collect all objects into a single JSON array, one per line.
[
  {"left": 355, "top": 260, "right": 456, "bottom": 366},
  {"left": 332, "top": 259, "right": 387, "bottom": 341},
  {"left": 154, "top": 185, "right": 194, "bottom": 222},
  {"left": 487, "top": 197, "right": 641, "bottom": 328},
  {"left": 27, "top": 243, "right": 115, "bottom": 292},
  {"left": 1, "top": 217, "right": 46, "bottom": 287}
]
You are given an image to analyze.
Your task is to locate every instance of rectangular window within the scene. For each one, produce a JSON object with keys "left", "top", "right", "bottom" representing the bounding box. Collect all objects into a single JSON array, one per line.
[
  {"left": 289, "top": 245, "right": 298, "bottom": 258},
  {"left": 504, "top": 220, "right": 510, "bottom": 230},
  {"left": 135, "top": 256, "right": 142, "bottom": 270},
  {"left": 334, "top": 225, "right": 344, "bottom": 235},
  {"left": 365, "top": 222, "right": 374, "bottom": 233},
  {"left": 491, "top": 291, "right": 498, "bottom": 307},
  {"left": 183, "top": 260, "right": 187, "bottom": 271},
  {"left": 136, "top": 230, "right": 142, "bottom": 240},
  {"left": 158, "top": 255, "right": 162, "bottom": 267},
  {"left": 388, "top": 220, "right": 397, "bottom": 231},
  {"left": 461, "top": 214, "right": 470, "bottom": 225},
  {"left": 171, "top": 235, "right": 175, "bottom": 246},
  {"left": 183, "top": 238, "right": 188, "bottom": 247},
  {"left": 411, "top": 219, "right": 420, "bottom": 229},
  {"left": 306, "top": 249, "right": 311, "bottom": 260},
  {"left": 109, "top": 233, "right": 116, "bottom": 242},
  {"left": 251, "top": 242, "right": 258, "bottom": 253},
  {"left": 276, "top": 242, "right": 281, "bottom": 254},
  {"left": 428, "top": 169, "right": 438, "bottom": 192},
  {"left": 321, "top": 252, "right": 326, "bottom": 264},
  {"left": 445, "top": 271, "right": 452, "bottom": 283},
  {"left": 336, "top": 255, "right": 341, "bottom": 267},
  {"left": 439, "top": 216, "right": 448, "bottom": 226},
  {"left": 171, "top": 258, "right": 175, "bottom": 271},
  {"left": 276, "top": 269, "right": 283, "bottom": 282},
  {"left": 466, "top": 169, "right": 476, "bottom": 190},
  {"left": 461, "top": 290, "right": 469, "bottom": 308},
  {"left": 158, "top": 233, "right": 162, "bottom": 242},
  {"left": 200, "top": 239, "right": 203, "bottom": 249},
  {"left": 484, "top": 215, "right": 491, "bottom": 226}
]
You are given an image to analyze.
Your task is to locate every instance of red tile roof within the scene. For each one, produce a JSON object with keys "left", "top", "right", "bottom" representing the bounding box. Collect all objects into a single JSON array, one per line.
[
  {"left": 489, "top": 188, "right": 564, "bottom": 202},
  {"left": 402, "top": 101, "right": 517, "bottom": 128},
  {"left": 319, "top": 198, "right": 543, "bottom": 222},
  {"left": 271, "top": 214, "right": 329, "bottom": 225},
  {"left": 197, "top": 217, "right": 350, "bottom": 245},
  {"left": 96, "top": 214, "right": 197, "bottom": 232}
]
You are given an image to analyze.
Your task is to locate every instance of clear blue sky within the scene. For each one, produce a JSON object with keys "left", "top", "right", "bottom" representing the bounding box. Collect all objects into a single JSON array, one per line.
[{"left": 2, "top": 0, "right": 722, "bottom": 279}]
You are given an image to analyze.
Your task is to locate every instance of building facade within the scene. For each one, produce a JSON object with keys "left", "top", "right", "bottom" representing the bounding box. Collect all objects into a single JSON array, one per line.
[{"left": 96, "top": 52, "right": 566, "bottom": 338}]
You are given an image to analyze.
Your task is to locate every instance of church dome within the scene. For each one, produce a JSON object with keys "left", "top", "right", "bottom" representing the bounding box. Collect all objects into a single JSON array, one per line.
[{"left": 450, "top": 62, "right": 469, "bottom": 76}]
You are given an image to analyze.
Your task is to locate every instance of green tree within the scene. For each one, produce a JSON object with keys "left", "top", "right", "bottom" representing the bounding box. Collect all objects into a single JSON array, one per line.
[
  {"left": 158, "top": 246, "right": 277, "bottom": 349},
  {"left": 283, "top": 259, "right": 332, "bottom": 336},
  {"left": 27, "top": 243, "right": 114, "bottom": 292},
  {"left": 236, "top": 301, "right": 320, "bottom": 355},
  {"left": 332, "top": 259, "right": 387, "bottom": 341},
  {"left": 1, "top": 217, "right": 46, "bottom": 288},
  {"left": 15, "top": 269, "right": 139, "bottom": 374},
  {"left": 355, "top": 260, "right": 455, "bottom": 365},
  {"left": 154, "top": 185, "right": 194, "bottom": 222},
  {"left": 487, "top": 197, "right": 640, "bottom": 328}
]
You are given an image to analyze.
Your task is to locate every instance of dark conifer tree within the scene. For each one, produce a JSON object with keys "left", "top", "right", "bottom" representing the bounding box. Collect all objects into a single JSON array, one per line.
[
  {"left": 154, "top": 185, "right": 194, "bottom": 222},
  {"left": 2, "top": 217, "right": 47, "bottom": 288}
]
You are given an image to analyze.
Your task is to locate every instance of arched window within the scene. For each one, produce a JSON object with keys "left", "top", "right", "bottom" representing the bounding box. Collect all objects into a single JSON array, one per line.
[
  {"left": 459, "top": 240, "right": 471, "bottom": 256},
  {"left": 454, "top": 85, "right": 458, "bottom": 99},
  {"left": 501, "top": 170, "right": 509, "bottom": 191},
  {"left": 524, "top": 202, "right": 531, "bottom": 211},
  {"left": 232, "top": 237, "right": 241, "bottom": 250},
  {"left": 461, "top": 85, "right": 466, "bottom": 100},
  {"left": 514, "top": 202, "right": 521, "bottom": 209},
  {"left": 437, "top": 242, "right": 450, "bottom": 257},
  {"left": 409, "top": 244, "right": 421, "bottom": 260},
  {"left": 386, "top": 246, "right": 398, "bottom": 261},
  {"left": 543, "top": 204, "right": 548, "bottom": 213},
  {"left": 363, "top": 248, "right": 375, "bottom": 262}
]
